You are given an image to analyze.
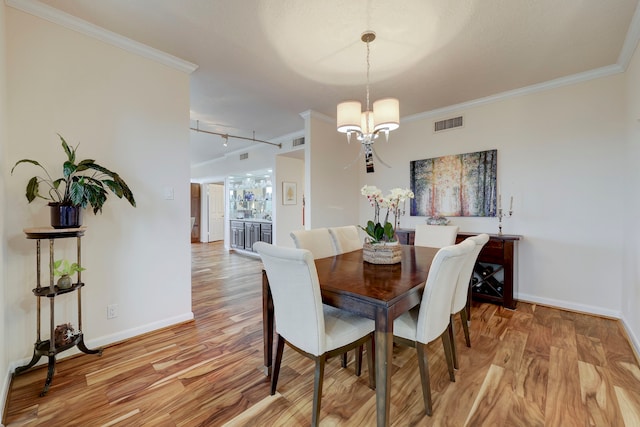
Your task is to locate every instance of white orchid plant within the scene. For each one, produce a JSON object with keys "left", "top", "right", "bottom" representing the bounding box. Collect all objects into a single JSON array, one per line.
[{"left": 360, "top": 185, "right": 414, "bottom": 243}]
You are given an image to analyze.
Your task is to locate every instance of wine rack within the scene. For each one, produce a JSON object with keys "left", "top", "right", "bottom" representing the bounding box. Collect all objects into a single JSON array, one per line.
[
  {"left": 457, "top": 232, "right": 520, "bottom": 309},
  {"left": 397, "top": 229, "right": 521, "bottom": 309}
]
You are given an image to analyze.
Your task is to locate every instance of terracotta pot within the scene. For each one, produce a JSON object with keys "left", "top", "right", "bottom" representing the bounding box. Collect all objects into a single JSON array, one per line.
[{"left": 49, "top": 203, "right": 82, "bottom": 229}]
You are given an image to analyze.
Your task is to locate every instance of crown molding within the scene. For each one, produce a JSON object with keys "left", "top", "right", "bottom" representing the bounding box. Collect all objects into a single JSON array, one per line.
[
  {"left": 6, "top": 0, "right": 198, "bottom": 74},
  {"left": 618, "top": 0, "right": 640, "bottom": 70},
  {"left": 404, "top": 64, "right": 624, "bottom": 123},
  {"left": 299, "top": 109, "right": 333, "bottom": 124}
]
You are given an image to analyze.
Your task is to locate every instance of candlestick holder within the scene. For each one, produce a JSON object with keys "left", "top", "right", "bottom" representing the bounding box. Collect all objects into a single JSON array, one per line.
[{"left": 497, "top": 208, "right": 513, "bottom": 235}]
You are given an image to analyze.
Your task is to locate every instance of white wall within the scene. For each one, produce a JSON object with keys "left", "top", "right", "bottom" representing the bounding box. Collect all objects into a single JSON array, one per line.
[
  {"left": 623, "top": 41, "right": 640, "bottom": 353},
  {"left": 358, "top": 74, "right": 627, "bottom": 318},
  {"left": 274, "top": 154, "right": 305, "bottom": 247},
  {"left": 0, "top": 0, "right": 10, "bottom": 420},
  {"left": 304, "top": 111, "right": 360, "bottom": 228},
  {"left": 4, "top": 6, "right": 193, "bottom": 376}
]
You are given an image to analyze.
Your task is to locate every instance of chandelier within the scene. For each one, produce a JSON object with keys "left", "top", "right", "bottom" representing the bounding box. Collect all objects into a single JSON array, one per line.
[{"left": 336, "top": 31, "right": 399, "bottom": 173}]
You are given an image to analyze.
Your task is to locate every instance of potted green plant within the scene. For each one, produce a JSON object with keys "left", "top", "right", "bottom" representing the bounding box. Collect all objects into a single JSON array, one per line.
[
  {"left": 53, "top": 259, "right": 85, "bottom": 289},
  {"left": 11, "top": 134, "right": 136, "bottom": 228}
]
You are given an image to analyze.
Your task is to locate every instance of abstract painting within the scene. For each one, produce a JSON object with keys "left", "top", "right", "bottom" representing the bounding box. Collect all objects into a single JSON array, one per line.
[{"left": 410, "top": 149, "right": 497, "bottom": 217}]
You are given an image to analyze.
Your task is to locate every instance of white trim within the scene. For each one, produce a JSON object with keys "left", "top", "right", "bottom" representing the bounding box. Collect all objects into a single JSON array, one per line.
[
  {"left": 86, "top": 312, "right": 195, "bottom": 350},
  {"left": 7, "top": 311, "right": 194, "bottom": 374},
  {"left": 517, "top": 293, "right": 621, "bottom": 319},
  {"left": 403, "top": 65, "right": 623, "bottom": 123},
  {"left": 621, "top": 316, "right": 640, "bottom": 364},
  {"left": 5, "top": 0, "right": 198, "bottom": 74},
  {"left": 299, "top": 109, "right": 333, "bottom": 124},
  {"left": 618, "top": 0, "right": 640, "bottom": 69},
  {"left": 0, "top": 368, "right": 8, "bottom": 426}
]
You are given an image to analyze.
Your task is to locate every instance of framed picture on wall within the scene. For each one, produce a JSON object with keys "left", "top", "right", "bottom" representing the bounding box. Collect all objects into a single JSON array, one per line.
[
  {"left": 282, "top": 182, "right": 297, "bottom": 205},
  {"left": 410, "top": 149, "right": 497, "bottom": 217}
]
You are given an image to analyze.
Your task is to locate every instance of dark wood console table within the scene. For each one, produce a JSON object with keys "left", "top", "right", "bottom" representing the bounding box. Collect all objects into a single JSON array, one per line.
[{"left": 396, "top": 229, "right": 521, "bottom": 309}]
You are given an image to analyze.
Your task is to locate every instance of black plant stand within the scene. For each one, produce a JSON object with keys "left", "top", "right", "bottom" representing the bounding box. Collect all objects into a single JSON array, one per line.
[{"left": 14, "top": 227, "right": 102, "bottom": 396}]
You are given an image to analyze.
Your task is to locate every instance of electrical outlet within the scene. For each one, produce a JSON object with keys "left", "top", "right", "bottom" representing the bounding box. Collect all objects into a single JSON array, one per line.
[{"left": 107, "top": 304, "right": 118, "bottom": 319}]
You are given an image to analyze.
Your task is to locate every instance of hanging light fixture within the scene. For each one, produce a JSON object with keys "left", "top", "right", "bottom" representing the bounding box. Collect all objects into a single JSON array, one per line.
[{"left": 337, "top": 31, "right": 399, "bottom": 172}]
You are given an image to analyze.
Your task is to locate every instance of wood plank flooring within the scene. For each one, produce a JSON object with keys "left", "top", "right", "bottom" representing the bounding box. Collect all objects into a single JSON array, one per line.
[{"left": 4, "top": 241, "right": 640, "bottom": 426}]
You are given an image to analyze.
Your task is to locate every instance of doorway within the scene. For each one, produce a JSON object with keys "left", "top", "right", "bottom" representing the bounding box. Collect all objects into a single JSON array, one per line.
[
  {"left": 207, "top": 183, "right": 225, "bottom": 242},
  {"left": 190, "top": 183, "right": 200, "bottom": 243}
]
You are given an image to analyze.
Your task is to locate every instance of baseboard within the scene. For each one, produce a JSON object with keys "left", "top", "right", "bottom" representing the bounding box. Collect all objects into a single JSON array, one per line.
[
  {"left": 84, "top": 311, "right": 195, "bottom": 350},
  {"left": 7, "top": 311, "right": 194, "bottom": 374},
  {"left": 517, "top": 294, "right": 640, "bottom": 361},
  {"left": 1, "top": 367, "right": 9, "bottom": 426},
  {"left": 516, "top": 293, "right": 621, "bottom": 319},
  {"left": 1, "top": 312, "right": 193, "bottom": 424},
  {"left": 621, "top": 316, "right": 640, "bottom": 364}
]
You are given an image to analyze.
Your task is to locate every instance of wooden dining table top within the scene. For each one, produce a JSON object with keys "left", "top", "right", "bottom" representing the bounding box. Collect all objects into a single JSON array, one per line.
[{"left": 313, "top": 245, "right": 439, "bottom": 317}]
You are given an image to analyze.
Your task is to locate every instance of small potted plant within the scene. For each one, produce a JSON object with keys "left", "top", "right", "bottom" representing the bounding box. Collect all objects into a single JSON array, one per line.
[
  {"left": 11, "top": 134, "right": 136, "bottom": 228},
  {"left": 53, "top": 259, "right": 85, "bottom": 290}
]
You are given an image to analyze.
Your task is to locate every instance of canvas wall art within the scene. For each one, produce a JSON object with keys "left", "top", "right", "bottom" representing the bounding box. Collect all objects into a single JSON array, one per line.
[{"left": 410, "top": 149, "right": 497, "bottom": 217}]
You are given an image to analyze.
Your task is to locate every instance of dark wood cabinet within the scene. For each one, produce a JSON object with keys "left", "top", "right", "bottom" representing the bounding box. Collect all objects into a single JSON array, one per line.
[
  {"left": 455, "top": 232, "right": 520, "bottom": 309},
  {"left": 230, "top": 221, "right": 245, "bottom": 250},
  {"left": 245, "top": 222, "right": 262, "bottom": 251},
  {"left": 396, "top": 228, "right": 415, "bottom": 245},
  {"left": 396, "top": 229, "right": 520, "bottom": 309},
  {"left": 230, "top": 221, "right": 272, "bottom": 252},
  {"left": 261, "top": 223, "right": 272, "bottom": 244}
]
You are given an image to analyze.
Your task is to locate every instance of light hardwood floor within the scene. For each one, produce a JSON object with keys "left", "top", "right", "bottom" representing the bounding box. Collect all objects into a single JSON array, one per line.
[{"left": 4, "top": 242, "right": 640, "bottom": 426}]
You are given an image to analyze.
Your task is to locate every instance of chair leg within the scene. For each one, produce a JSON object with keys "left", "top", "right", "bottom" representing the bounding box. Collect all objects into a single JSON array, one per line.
[
  {"left": 341, "top": 352, "right": 348, "bottom": 368},
  {"left": 441, "top": 332, "right": 456, "bottom": 382},
  {"left": 271, "top": 334, "right": 285, "bottom": 395},
  {"left": 448, "top": 315, "right": 459, "bottom": 370},
  {"left": 416, "top": 343, "right": 433, "bottom": 416},
  {"left": 460, "top": 309, "right": 471, "bottom": 347},
  {"left": 312, "top": 355, "right": 326, "bottom": 427},
  {"left": 355, "top": 345, "right": 363, "bottom": 376},
  {"left": 366, "top": 335, "right": 375, "bottom": 389}
]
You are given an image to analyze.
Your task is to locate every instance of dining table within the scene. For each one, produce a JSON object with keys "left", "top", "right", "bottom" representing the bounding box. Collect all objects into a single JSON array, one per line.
[{"left": 261, "top": 244, "right": 439, "bottom": 427}]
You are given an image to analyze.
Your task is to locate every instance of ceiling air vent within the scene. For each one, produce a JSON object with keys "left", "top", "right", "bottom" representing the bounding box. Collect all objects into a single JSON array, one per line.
[
  {"left": 434, "top": 116, "right": 463, "bottom": 132},
  {"left": 239, "top": 153, "right": 249, "bottom": 160},
  {"left": 292, "top": 137, "right": 305, "bottom": 147}
]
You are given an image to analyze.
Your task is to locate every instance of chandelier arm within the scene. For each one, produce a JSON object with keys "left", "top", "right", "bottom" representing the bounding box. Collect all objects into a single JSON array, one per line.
[
  {"left": 343, "top": 144, "right": 366, "bottom": 170},
  {"left": 370, "top": 145, "right": 392, "bottom": 168}
]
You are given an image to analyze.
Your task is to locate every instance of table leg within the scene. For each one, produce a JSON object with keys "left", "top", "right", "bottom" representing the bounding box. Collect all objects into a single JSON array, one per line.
[
  {"left": 262, "top": 271, "right": 273, "bottom": 376},
  {"left": 375, "top": 312, "right": 393, "bottom": 427}
]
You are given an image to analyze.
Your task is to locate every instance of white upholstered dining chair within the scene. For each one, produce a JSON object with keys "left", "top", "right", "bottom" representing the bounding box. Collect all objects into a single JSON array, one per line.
[
  {"left": 290, "top": 227, "right": 356, "bottom": 369},
  {"left": 328, "top": 225, "right": 362, "bottom": 254},
  {"left": 290, "top": 228, "right": 336, "bottom": 259},
  {"left": 254, "top": 242, "right": 375, "bottom": 426},
  {"left": 448, "top": 233, "right": 489, "bottom": 369},
  {"left": 414, "top": 224, "right": 459, "bottom": 248},
  {"left": 393, "top": 238, "right": 475, "bottom": 416}
]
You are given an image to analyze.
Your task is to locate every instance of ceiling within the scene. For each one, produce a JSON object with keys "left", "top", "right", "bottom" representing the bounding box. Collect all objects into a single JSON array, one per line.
[{"left": 35, "top": 0, "right": 640, "bottom": 166}]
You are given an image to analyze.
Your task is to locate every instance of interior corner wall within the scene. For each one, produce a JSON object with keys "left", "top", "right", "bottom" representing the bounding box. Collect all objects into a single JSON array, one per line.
[
  {"left": 623, "top": 40, "right": 640, "bottom": 353},
  {"left": 4, "top": 7, "right": 193, "bottom": 369},
  {"left": 359, "top": 74, "right": 627, "bottom": 317},
  {"left": 0, "top": 0, "right": 10, "bottom": 419},
  {"left": 274, "top": 155, "right": 305, "bottom": 247},
  {"left": 305, "top": 112, "right": 360, "bottom": 228}
]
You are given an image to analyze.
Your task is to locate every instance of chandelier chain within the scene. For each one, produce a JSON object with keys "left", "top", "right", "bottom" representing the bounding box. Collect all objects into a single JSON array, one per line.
[{"left": 365, "top": 38, "right": 371, "bottom": 111}]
